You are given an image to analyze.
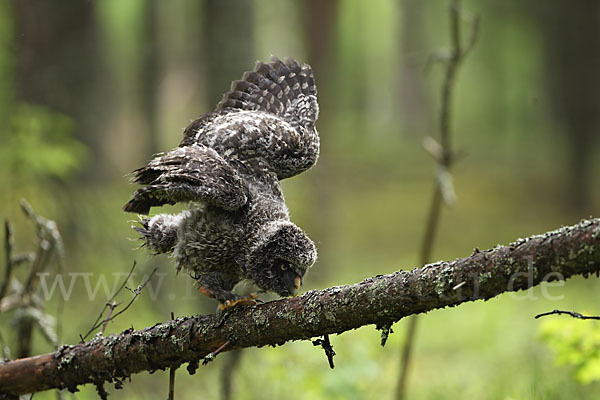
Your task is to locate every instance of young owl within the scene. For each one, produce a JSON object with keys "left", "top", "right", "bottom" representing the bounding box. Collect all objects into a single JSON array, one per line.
[{"left": 123, "top": 57, "right": 319, "bottom": 309}]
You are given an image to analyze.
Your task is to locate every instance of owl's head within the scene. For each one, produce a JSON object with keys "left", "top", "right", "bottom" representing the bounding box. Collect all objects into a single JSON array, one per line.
[{"left": 248, "top": 222, "right": 317, "bottom": 297}]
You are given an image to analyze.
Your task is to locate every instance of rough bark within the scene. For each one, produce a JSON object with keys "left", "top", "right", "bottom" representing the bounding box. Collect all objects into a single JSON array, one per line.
[{"left": 1, "top": 219, "right": 599, "bottom": 396}]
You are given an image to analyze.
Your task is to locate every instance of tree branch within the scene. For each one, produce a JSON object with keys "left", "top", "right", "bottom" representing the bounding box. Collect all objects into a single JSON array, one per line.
[
  {"left": 1, "top": 219, "right": 599, "bottom": 396},
  {"left": 535, "top": 309, "right": 600, "bottom": 320}
]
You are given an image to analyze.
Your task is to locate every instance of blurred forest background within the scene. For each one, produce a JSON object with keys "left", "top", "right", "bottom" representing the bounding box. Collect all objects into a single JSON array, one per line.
[{"left": 1, "top": 0, "right": 600, "bottom": 399}]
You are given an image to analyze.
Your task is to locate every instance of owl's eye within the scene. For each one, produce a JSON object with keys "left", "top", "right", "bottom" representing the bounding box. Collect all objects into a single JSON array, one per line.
[{"left": 276, "top": 260, "right": 289, "bottom": 271}]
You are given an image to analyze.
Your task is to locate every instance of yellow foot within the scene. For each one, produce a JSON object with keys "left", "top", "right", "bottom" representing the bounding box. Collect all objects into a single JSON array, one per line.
[{"left": 218, "top": 293, "right": 258, "bottom": 311}]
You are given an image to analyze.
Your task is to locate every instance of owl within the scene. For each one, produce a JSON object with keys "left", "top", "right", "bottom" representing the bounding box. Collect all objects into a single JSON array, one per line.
[{"left": 123, "top": 57, "right": 319, "bottom": 309}]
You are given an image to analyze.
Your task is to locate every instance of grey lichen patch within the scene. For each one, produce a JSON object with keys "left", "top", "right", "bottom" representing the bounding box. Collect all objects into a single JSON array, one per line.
[
  {"left": 104, "top": 347, "right": 113, "bottom": 361},
  {"left": 511, "top": 237, "right": 530, "bottom": 248},
  {"left": 417, "top": 270, "right": 431, "bottom": 283},
  {"left": 56, "top": 347, "right": 76, "bottom": 371},
  {"left": 578, "top": 244, "right": 596, "bottom": 257},
  {"left": 476, "top": 271, "right": 493, "bottom": 286},
  {"left": 328, "top": 286, "right": 344, "bottom": 295},
  {"left": 304, "top": 308, "right": 322, "bottom": 326},
  {"left": 434, "top": 267, "right": 455, "bottom": 297},
  {"left": 252, "top": 310, "right": 268, "bottom": 327},
  {"left": 170, "top": 334, "right": 183, "bottom": 349},
  {"left": 155, "top": 324, "right": 173, "bottom": 338},
  {"left": 323, "top": 309, "right": 336, "bottom": 322},
  {"left": 592, "top": 223, "right": 600, "bottom": 240},
  {"left": 193, "top": 320, "right": 211, "bottom": 336}
]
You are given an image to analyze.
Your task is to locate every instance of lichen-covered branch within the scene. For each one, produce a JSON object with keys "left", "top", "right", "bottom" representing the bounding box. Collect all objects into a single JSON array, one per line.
[{"left": 1, "top": 219, "right": 599, "bottom": 396}]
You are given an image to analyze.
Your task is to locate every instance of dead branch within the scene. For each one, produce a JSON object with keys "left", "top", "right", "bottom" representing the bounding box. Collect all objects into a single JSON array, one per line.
[
  {"left": 0, "top": 218, "right": 599, "bottom": 396},
  {"left": 535, "top": 310, "right": 600, "bottom": 320},
  {"left": 82, "top": 261, "right": 138, "bottom": 341}
]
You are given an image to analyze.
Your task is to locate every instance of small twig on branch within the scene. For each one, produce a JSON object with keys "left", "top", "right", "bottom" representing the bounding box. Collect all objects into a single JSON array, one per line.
[
  {"left": 0, "top": 219, "right": 598, "bottom": 396},
  {"left": 203, "top": 341, "right": 231, "bottom": 366},
  {"left": 95, "top": 383, "right": 108, "bottom": 400},
  {"left": 312, "top": 335, "right": 335, "bottom": 369},
  {"left": 109, "top": 267, "right": 157, "bottom": 320},
  {"left": 167, "top": 311, "right": 176, "bottom": 400},
  {"left": 83, "top": 261, "right": 137, "bottom": 340},
  {"left": 535, "top": 310, "right": 600, "bottom": 320},
  {"left": 378, "top": 323, "right": 393, "bottom": 347},
  {"left": 81, "top": 262, "right": 152, "bottom": 340},
  {"left": 101, "top": 302, "right": 119, "bottom": 336}
]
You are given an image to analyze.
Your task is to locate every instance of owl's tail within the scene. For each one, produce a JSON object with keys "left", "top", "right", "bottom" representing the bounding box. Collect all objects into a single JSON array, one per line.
[
  {"left": 217, "top": 56, "right": 318, "bottom": 130},
  {"left": 133, "top": 213, "right": 185, "bottom": 254}
]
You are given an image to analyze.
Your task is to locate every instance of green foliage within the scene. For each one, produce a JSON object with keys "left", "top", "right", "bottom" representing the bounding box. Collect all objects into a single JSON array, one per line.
[
  {"left": 539, "top": 316, "right": 600, "bottom": 384},
  {"left": 1, "top": 103, "right": 88, "bottom": 183}
]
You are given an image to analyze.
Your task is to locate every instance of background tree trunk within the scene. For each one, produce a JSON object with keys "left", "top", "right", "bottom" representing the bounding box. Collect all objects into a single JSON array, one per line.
[
  {"left": 202, "top": 0, "right": 254, "bottom": 108},
  {"left": 538, "top": 0, "right": 600, "bottom": 215},
  {"left": 13, "top": 0, "right": 103, "bottom": 180}
]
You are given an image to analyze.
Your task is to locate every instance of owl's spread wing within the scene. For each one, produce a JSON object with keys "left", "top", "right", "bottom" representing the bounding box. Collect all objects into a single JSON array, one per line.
[
  {"left": 216, "top": 57, "right": 318, "bottom": 133},
  {"left": 123, "top": 145, "right": 247, "bottom": 214},
  {"left": 180, "top": 57, "right": 320, "bottom": 180}
]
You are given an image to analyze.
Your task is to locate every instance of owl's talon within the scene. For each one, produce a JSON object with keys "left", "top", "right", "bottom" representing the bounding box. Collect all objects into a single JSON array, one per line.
[
  {"left": 198, "top": 286, "right": 216, "bottom": 299},
  {"left": 218, "top": 295, "right": 258, "bottom": 311}
]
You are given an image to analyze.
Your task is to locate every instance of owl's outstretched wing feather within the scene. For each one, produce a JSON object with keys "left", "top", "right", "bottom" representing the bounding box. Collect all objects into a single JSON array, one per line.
[
  {"left": 123, "top": 145, "right": 247, "bottom": 214},
  {"left": 217, "top": 56, "right": 318, "bottom": 131}
]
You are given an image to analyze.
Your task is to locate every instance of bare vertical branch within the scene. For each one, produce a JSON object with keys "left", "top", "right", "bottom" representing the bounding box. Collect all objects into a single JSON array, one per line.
[
  {"left": 396, "top": 1, "right": 479, "bottom": 399},
  {"left": 0, "top": 220, "right": 14, "bottom": 301},
  {"left": 167, "top": 367, "right": 176, "bottom": 400},
  {"left": 1, "top": 202, "right": 67, "bottom": 360},
  {"left": 220, "top": 351, "right": 241, "bottom": 400}
]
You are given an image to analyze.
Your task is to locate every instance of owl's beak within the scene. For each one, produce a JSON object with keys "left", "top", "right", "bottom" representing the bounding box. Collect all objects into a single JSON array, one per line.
[{"left": 293, "top": 276, "right": 302, "bottom": 296}]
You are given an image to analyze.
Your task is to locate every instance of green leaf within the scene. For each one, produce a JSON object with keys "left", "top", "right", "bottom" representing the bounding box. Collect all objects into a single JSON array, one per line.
[{"left": 539, "top": 315, "right": 600, "bottom": 384}]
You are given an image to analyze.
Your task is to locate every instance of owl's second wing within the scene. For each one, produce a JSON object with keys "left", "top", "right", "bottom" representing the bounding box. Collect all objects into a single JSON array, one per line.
[{"left": 123, "top": 145, "right": 247, "bottom": 215}]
